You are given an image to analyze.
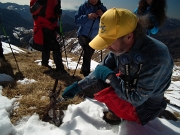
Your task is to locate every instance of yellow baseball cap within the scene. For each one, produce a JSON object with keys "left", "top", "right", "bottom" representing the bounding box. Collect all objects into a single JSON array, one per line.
[{"left": 89, "top": 8, "right": 138, "bottom": 50}]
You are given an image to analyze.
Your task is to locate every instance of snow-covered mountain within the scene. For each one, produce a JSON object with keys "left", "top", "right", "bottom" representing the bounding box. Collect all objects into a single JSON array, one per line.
[{"left": 0, "top": 2, "right": 78, "bottom": 47}]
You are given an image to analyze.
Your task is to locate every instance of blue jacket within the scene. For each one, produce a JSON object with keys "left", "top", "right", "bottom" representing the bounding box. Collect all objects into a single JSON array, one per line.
[
  {"left": 75, "top": 1, "right": 107, "bottom": 40},
  {"left": 79, "top": 36, "right": 174, "bottom": 125},
  {"left": 134, "top": 7, "right": 159, "bottom": 35}
]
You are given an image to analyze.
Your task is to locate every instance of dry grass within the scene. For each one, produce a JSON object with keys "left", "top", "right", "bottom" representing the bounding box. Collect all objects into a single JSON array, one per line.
[
  {"left": 0, "top": 48, "right": 88, "bottom": 124},
  {"left": 174, "top": 112, "right": 180, "bottom": 118}
]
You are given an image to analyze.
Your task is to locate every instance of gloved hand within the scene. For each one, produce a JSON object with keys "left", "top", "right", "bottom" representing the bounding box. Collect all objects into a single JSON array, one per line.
[
  {"left": 37, "top": 0, "right": 47, "bottom": 5},
  {"left": 55, "top": 26, "right": 61, "bottom": 35},
  {"left": 62, "top": 81, "right": 82, "bottom": 99},
  {"left": 54, "top": 5, "right": 62, "bottom": 15},
  {"left": 93, "top": 65, "right": 114, "bottom": 81}
]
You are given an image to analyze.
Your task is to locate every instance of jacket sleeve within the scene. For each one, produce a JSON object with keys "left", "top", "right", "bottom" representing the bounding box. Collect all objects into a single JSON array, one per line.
[
  {"left": 74, "top": 4, "right": 89, "bottom": 25},
  {"left": 78, "top": 52, "right": 117, "bottom": 90},
  {"left": 147, "top": 15, "right": 159, "bottom": 35}
]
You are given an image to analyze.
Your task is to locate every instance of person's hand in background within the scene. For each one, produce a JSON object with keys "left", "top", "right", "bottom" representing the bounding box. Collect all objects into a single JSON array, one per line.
[
  {"left": 88, "top": 13, "right": 99, "bottom": 20},
  {"left": 96, "top": 10, "right": 104, "bottom": 17}
]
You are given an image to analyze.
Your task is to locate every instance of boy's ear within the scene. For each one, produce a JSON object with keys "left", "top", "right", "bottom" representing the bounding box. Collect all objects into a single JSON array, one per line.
[{"left": 124, "top": 33, "right": 134, "bottom": 43}]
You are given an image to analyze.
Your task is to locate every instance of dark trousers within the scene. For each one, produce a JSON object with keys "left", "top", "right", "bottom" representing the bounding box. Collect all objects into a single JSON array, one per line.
[
  {"left": 78, "top": 36, "right": 94, "bottom": 76},
  {"left": 42, "top": 28, "right": 65, "bottom": 71},
  {"left": 42, "top": 49, "right": 64, "bottom": 70}
]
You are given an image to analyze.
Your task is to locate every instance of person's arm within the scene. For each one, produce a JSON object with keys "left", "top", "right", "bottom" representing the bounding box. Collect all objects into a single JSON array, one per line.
[
  {"left": 54, "top": 26, "right": 61, "bottom": 35},
  {"left": 30, "top": 0, "right": 47, "bottom": 15},
  {"left": 74, "top": 4, "right": 89, "bottom": 25},
  {"left": 78, "top": 52, "right": 117, "bottom": 89},
  {"left": 62, "top": 52, "right": 117, "bottom": 99},
  {"left": 30, "top": 2, "right": 42, "bottom": 15},
  {"left": 134, "top": 8, "right": 138, "bottom": 14},
  {"left": 147, "top": 15, "right": 159, "bottom": 35},
  {"left": 96, "top": 4, "right": 107, "bottom": 17}
]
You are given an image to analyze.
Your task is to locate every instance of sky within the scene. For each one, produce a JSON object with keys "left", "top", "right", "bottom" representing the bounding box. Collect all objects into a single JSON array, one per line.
[
  {"left": 0, "top": 41, "right": 180, "bottom": 135},
  {"left": 0, "top": 0, "right": 180, "bottom": 19}
]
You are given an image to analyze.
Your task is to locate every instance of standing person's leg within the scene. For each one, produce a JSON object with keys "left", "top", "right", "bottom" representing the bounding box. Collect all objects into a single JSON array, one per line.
[
  {"left": 41, "top": 50, "right": 51, "bottom": 68},
  {"left": 53, "top": 49, "right": 67, "bottom": 74},
  {"left": 78, "top": 36, "right": 94, "bottom": 77},
  {"left": 82, "top": 45, "right": 94, "bottom": 76},
  {"left": 41, "top": 28, "right": 51, "bottom": 68},
  {"left": 52, "top": 38, "right": 67, "bottom": 74}
]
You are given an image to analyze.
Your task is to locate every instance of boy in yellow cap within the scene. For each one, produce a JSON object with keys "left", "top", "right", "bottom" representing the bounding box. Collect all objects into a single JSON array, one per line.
[{"left": 62, "top": 8, "right": 173, "bottom": 125}]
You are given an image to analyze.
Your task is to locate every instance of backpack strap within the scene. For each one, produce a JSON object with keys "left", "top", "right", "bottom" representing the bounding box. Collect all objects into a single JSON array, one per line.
[{"left": 119, "top": 52, "right": 145, "bottom": 99}]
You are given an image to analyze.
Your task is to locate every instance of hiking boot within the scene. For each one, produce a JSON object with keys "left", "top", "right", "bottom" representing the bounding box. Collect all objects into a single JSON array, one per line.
[
  {"left": 55, "top": 68, "right": 69, "bottom": 75},
  {"left": 103, "top": 111, "right": 121, "bottom": 125},
  {"left": 42, "top": 63, "right": 52, "bottom": 69},
  {"left": 0, "top": 81, "right": 16, "bottom": 88}
]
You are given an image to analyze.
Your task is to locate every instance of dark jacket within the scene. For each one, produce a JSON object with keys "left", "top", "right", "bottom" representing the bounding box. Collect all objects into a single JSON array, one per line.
[
  {"left": 30, "top": 0, "right": 60, "bottom": 51},
  {"left": 78, "top": 36, "right": 174, "bottom": 125}
]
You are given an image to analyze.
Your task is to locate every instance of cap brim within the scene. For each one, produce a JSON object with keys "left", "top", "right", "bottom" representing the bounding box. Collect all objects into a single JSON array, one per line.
[{"left": 89, "top": 35, "right": 115, "bottom": 50}]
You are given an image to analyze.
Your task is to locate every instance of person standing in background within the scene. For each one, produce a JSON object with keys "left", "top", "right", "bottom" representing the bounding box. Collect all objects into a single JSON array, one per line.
[
  {"left": 30, "top": 0, "right": 68, "bottom": 74},
  {"left": 134, "top": 0, "right": 167, "bottom": 35},
  {"left": 75, "top": 0, "right": 107, "bottom": 77}
]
